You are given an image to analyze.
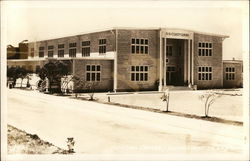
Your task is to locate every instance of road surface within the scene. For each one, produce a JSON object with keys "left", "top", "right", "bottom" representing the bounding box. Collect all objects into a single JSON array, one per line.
[{"left": 7, "top": 89, "right": 247, "bottom": 158}]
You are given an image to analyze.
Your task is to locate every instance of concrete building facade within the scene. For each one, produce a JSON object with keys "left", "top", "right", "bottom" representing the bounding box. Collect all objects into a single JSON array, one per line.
[{"left": 7, "top": 27, "right": 243, "bottom": 91}]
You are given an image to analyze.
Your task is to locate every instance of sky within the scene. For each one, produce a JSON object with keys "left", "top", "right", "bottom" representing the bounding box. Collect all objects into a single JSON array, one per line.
[{"left": 2, "top": 1, "right": 249, "bottom": 60}]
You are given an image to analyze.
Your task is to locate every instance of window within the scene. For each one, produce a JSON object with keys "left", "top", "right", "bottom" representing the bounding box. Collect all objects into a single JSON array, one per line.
[
  {"left": 48, "top": 45, "right": 54, "bottom": 50},
  {"left": 225, "top": 67, "right": 235, "bottom": 80},
  {"left": 58, "top": 50, "right": 64, "bottom": 57},
  {"left": 39, "top": 46, "right": 44, "bottom": 57},
  {"left": 47, "top": 45, "right": 54, "bottom": 57},
  {"left": 86, "top": 65, "right": 101, "bottom": 81},
  {"left": 48, "top": 51, "right": 54, "bottom": 57},
  {"left": 58, "top": 44, "right": 64, "bottom": 57},
  {"left": 58, "top": 44, "right": 64, "bottom": 49},
  {"left": 131, "top": 66, "right": 148, "bottom": 81},
  {"left": 131, "top": 38, "right": 148, "bottom": 54},
  {"left": 69, "top": 42, "right": 77, "bottom": 57},
  {"left": 82, "top": 41, "right": 90, "bottom": 57},
  {"left": 30, "top": 48, "right": 34, "bottom": 57},
  {"left": 166, "top": 45, "right": 173, "bottom": 56},
  {"left": 99, "top": 39, "right": 106, "bottom": 54},
  {"left": 198, "top": 67, "right": 212, "bottom": 80},
  {"left": 198, "top": 42, "right": 212, "bottom": 56}
]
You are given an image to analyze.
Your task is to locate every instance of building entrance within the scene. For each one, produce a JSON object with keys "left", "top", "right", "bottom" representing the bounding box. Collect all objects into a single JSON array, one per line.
[{"left": 164, "top": 39, "right": 185, "bottom": 86}]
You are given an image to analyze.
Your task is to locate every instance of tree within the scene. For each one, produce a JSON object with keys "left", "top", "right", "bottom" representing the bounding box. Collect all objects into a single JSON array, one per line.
[
  {"left": 199, "top": 91, "right": 222, "bottom": 117},
  {"left": 7, "top": 66, "right": 31, "bottom": 88},
  {"left": 38, "top": 61, "right": 70, "bottom": 93},
  {"left": 72, "top": 75, "right": 99, "bottom": 100},
  {"left": 7, "top": 67, "right": 18, "bottom": 87}
]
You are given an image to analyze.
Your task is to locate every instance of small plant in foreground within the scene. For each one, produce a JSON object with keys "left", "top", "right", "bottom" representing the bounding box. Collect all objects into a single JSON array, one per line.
[{"left": 199, "top": 91, "right": 222, "bottom": 117}]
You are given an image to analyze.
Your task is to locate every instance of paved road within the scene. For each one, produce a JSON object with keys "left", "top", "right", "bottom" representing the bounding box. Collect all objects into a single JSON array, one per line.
[{"left": 7, "top": 89, "right": 246, "bottom": 157}]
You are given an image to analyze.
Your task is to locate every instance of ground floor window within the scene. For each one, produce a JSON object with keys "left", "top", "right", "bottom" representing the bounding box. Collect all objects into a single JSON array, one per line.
[
  {"left": 225, "top": 67, "right": 235, "bottom": 80},
  {"left": 198, "top": 66, "right": 212, "bottom": 80},
  {"left": 131, "top": 66, "right": 148, "bottom": 81},
  {"left": 86, "top": 65, "right": 101, "bottom": 81}
]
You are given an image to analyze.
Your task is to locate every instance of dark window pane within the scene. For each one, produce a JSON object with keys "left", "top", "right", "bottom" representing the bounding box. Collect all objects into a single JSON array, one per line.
[
  {"left": 132, "top": 46, "right": 135, "bottom": 53},
  {"left": 96, "top": 65, "right": 101, "bottom": 71},
  {"left": 86, "top": 73, "right": 91, "bottom": 81},
  {"left": 140, "top": 73, "right": 144, "bottom": 81},
  {"left": 131, "top": 66, "right": 135, "bottom": 71},
  {"left": 232, "top": 68, "right": 235, "bottom": 72},
  {"left": 199, "top": 49, "right": 202, "bottom": 56},
  {"left": 144, "top": 66, "right": 148, "bottom": 71},
  {"left": 86, "top": 65, "right": 91, "bottom": 71},
  {"left": 92, "top": 65, "right": 95, "bottom": 71},
  {"left": 96, "top": 73, "right": 100, "bottom": 81},
  {"left": 91, "top": 73, "right": 95, "bottom": 81},
  {"left": 140, "top": 46, "right": 144, "bottom": 53},
  {"left": 209, "top": 73, "right": 212, "bottom": 80},
  {"left": 145, "top": 39, "right": 148, "bottom": 45},
  {"left": 209, "top": 49, "right": 212, "bottom": 56},
  {"left": 131, "top": 73, "right": 135, "bottom": 81},
  {"left": 136, "top": 73, "right": 139, "bottom": 81},
  {"left": 199, "top": 73, "right": 201, "bottom": 80},
  {"left": 144, "top": 73, "right": 148, "bottom": 81},
  {"left": 136, "top": 66, "right": 139, "bottom": 71},
  {"left": 145, "top": 46, "right": 148, "bottom": 54},
  {"left": 132, "top": 39, "right": 135, "bottom": 44},
  {"left": 136, "top": 46, "right": 140, "bottom": 54},
  {"left": 136, "top": 39, "right": 140, "bottom": 44},
  {"left": 141, "top": 39, "right": 144, "bottom": 44},
  {"left": 140, "top": 66, "right": 144, "bottom": 71},
  {"left": 198, "top": 43, "right": 202, "bottom": 47}
]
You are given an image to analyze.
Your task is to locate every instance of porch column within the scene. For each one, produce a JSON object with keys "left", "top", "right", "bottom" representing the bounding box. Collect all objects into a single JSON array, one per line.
[
  {"left": 184, "top": 40, "right": 187, "bottom": 84},
  {"left": 191, "top": 39, "right": 194, "bottom": 85},
  {"left": 163, "top": 38, "right": 167, "bottom": 87},
  {"left": 187, "top": 39, "right": 191, "bottom": 84},
  {"left": 159, "top": 31, "right": 163, "bottom": 91},
  {"left": 113, "top": 29, "right": 118, "bottom": 92}
]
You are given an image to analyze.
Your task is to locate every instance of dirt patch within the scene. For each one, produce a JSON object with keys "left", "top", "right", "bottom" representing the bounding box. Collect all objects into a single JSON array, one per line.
[{"left": 8, "top": 125, "right": 68, "bottom": 154}]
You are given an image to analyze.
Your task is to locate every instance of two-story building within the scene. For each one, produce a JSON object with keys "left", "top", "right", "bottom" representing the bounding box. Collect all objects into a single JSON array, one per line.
[{"left": 7, "top": 27, "right": 243, "bottom": 91}]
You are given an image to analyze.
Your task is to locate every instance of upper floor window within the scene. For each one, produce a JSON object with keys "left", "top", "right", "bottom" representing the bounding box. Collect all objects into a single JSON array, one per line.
[
  {"left": 58, "top": 44, "right": 65, "bottom": 57},
  {"left": 48, "top": 45, "right": 54, "bottom": 57},
  {"left": 131, "top": 38, "right": 148, "bottom": 54},
  {"left": 86, "top": 65, "right": 101, "bottom": 81},
  {"left": 69, "top": 42, "right": 77, "bottom": 57},
  {"left": 99, "top": 39, "right": 106, "bottom": 55},
  {"left": 58, "top": 44, "right": 65, "bottom": 49},
  {"left": 225, "top": 67, "right": 235, "bottom": 80},
  {"left": 39, "top": 46, "right": 44, "bottom": 57},
  {"left": 30, "top": 48, "right": 34, "bottom": 57},
  {"left": 82, "top": 41, "right": 90, "bottom": 57},
  {"left": 198, "top": 66, "right": 212, "bottom": 80},
  {"left": 131, "top": 65, "right": 148, "bottom": 81},
  {"left": 198, "top": 42, "right": 212, "bottom": 56}
]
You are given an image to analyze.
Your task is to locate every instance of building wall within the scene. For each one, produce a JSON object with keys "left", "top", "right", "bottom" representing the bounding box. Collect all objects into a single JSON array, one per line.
[
  {"left": 28, "top": 30, "right": 116, "bottom": 59},
  {"left": 223, "top": 61, "right": 243, "bottom": 88},
  {"left": 116, "top": 29, "right": 159, "bottom": 91},
  {"left": 73, "top": 59, "right": 114, "bottom": 92},
  {"left": 193, "top": 33, "right": 223, "bottom": 89}
]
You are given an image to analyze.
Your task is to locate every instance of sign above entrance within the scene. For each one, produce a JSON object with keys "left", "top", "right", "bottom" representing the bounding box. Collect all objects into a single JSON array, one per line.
[{"left": 161, "top": 29, "right": 193, "bottom": 39}]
